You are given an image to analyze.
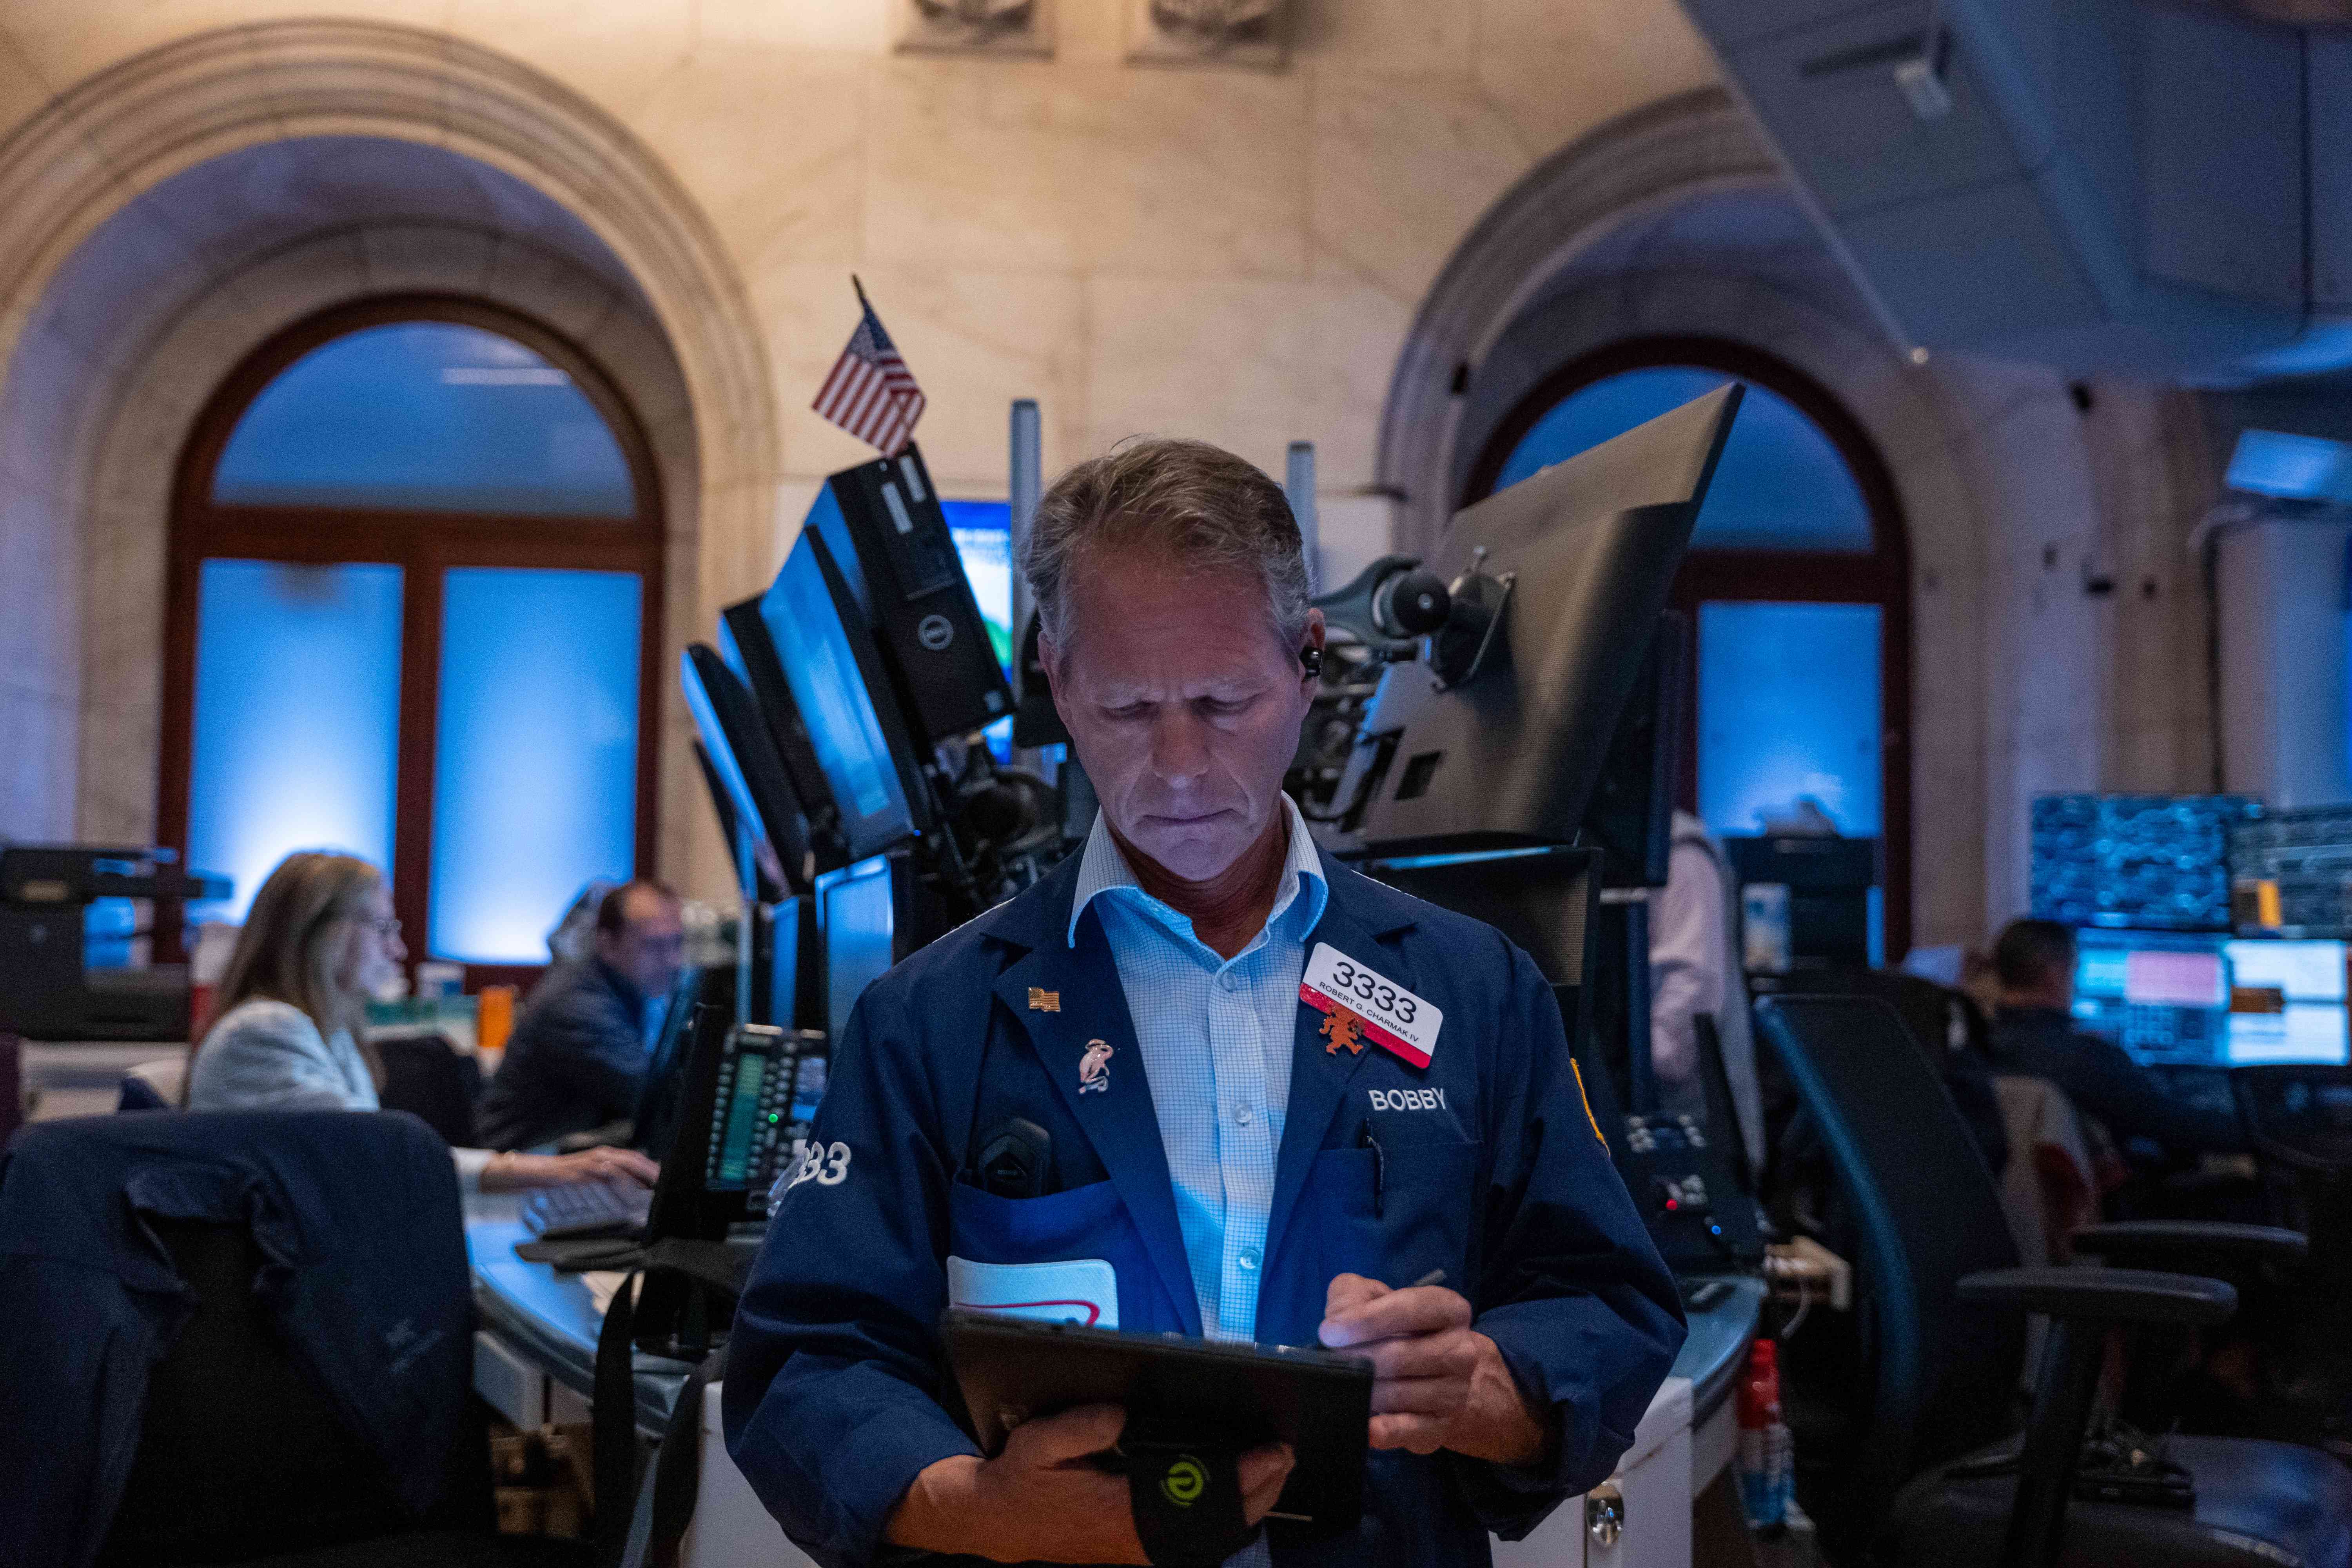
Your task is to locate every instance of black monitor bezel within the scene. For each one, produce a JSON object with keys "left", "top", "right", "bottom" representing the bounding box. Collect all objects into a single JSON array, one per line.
[
  {"left": 680, "top": 643, "right": 817, "bottom": 896},
  {"left": 813, "top": 443, "right": 1017, "bottom": 746},
  {"left": 768, "top": 527, "right": 934, "bottom": 853},
  {"left": 718, "top": 603, "right": 852, "bottom": 875},
  {"left": 816, "top": 850, "right": 918, "bottom": 1047}
]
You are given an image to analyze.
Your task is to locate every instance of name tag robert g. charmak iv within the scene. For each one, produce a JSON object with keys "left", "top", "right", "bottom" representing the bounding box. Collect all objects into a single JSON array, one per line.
[{"left": 1299, "top": 942, "right": 1443, "bottom": 1069}]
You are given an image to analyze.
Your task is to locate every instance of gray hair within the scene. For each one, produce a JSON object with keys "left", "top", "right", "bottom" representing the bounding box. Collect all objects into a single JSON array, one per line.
[{"left": 1022, "top": 436, "right": 1311, "bottom": 660}]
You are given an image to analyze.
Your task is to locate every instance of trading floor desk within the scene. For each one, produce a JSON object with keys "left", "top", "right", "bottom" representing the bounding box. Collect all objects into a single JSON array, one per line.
[{"left": 467, "top": 1197, "right": 1762, "bottom": 1568}]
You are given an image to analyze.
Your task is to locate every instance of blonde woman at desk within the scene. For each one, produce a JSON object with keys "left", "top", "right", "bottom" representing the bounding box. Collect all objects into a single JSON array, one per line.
[{"left": 185, "top": 851, "right": 658, "bottom": 1194}]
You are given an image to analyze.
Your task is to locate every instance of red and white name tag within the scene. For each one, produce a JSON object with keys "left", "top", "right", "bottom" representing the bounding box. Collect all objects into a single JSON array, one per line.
[{"left": 1300, "top": 942, "right": 1443, "bottom": 1069}]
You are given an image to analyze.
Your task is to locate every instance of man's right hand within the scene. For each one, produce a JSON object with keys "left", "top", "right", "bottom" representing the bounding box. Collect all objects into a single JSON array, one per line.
[{"left": 882, "top": 1403, "right": 1294, "bottom": 1564}]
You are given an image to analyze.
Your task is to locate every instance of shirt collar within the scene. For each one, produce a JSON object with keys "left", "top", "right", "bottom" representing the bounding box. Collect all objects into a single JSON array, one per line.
[{"left": 1068, "top": 791, "right": 1328, "bottom": 950}]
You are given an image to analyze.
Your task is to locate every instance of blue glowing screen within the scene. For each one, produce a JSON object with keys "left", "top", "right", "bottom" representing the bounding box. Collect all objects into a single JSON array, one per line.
[
  {"left": 822, "top": 856, "right": 899, "bottom": 1044},
  {"left": 429, "top": 568, "right": 641, "bottom": 963},
  {"left": 1698, "top": 601, "right": 1883, "bottom": 837},
  {"left": 943, "top": 498, "right": 1016, "bottom": 757},
  {"left": 187, "top": 560, "right": 404, "bottom": 923},
  {"left": 760, "top": 528, "right": 915, "bottom": 859},
  {"left": 942, "top": 499, "right": 1015, "bottom": 670},
  {"left": 213, "top": 322, "right": 634, "bottom": 517},
  {"left": 1497, "top": 367, "right": 1874, "bottom": 552}
]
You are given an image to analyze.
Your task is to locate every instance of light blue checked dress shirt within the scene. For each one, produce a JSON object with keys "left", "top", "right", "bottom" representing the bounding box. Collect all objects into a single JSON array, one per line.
[{"left": 1067, "top": 793, "right": 1330, "bottom": 1347}]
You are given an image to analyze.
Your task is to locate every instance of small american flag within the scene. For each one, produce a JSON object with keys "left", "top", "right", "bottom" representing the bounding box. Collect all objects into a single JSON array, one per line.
[{"left": 812, "top": 279, "right": 926, "bottom": 457}]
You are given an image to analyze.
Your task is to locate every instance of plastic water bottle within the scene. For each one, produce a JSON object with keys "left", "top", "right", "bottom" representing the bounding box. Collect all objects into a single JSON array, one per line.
[{"left": 1735, "top": 1338, "right": 1793, "bottom": 1530}]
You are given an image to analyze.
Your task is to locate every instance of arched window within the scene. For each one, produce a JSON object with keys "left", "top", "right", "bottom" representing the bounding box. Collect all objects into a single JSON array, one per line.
[
  {"left": 1465, "top": 338, "right": 1912, "bottom": 958},
  {"left": 160, "top": 298, "right": 664, "bottom": 980}
]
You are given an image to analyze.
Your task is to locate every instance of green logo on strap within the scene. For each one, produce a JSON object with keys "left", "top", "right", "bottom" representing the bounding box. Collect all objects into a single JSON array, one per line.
[{"left": 1162, "top": 1457, "right": 1207, "bottom": 1507}]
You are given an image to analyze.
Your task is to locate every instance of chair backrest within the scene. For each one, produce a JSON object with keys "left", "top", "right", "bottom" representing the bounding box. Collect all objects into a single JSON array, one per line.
[
  {"left": 1753, "top": 996, "right": 2027, "bottom": 1526},
  {"left": 0, "top": 1033, "right": 20, "bottom": 1148},
  {"left": 0, "top": 1111, "right": 488, "bottom": 1564},
  {"left": 376, "top": 1032, "right": 484, "bottom": 1149},
  {"left": 96, "top": 1219, "right": 415, "bottom": 1563},
  {"left": 2232, "top": 1065, "right": 2352, "bottom": 1173}
]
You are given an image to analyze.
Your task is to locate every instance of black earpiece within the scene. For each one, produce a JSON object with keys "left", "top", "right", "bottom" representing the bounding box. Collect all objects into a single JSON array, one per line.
[{"left": 1300, "top": 646, "right": 1323, "bottom": 678}]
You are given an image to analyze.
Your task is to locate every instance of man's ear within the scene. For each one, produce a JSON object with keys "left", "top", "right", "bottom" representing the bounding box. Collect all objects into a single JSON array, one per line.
[{"left": 1300, "top": 608, "right": 1328, "bottom": 691}]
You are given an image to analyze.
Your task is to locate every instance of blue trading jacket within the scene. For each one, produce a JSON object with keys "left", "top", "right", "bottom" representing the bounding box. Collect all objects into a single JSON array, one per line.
[
  {"left": 0, "top": 1110, "right": 475, "bottom": 1568},
  {"left": 723, "top": 848, "right": 1685, "bottom": 1568}
]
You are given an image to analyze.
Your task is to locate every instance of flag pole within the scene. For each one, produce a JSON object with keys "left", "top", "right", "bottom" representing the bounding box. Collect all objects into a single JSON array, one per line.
[{"left": 851, "top": 274, "right": 873, "bottom": 316}]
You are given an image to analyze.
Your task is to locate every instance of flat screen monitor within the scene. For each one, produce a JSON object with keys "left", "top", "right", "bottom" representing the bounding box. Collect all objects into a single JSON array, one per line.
[
  {"left": 717, "top": 608, "right": 849, "bottom": 875},
  {"left": 807, "top": 446, "right": 1015, "bottom": 744},
  {"left": 942, "top": 499, "right": 1016, "bottom": 675},
  {"left": 756, "top": 528, "right": 928, "bottom": 858},
  {"left": 945, "top": 499, "right": 1018, "bottom": 759},
  {"left": 2222, "top": 939, "right": 2350, "bottom": 1066},
  {"left": 2071, "top": 930, "right": 2351, "bottom": 1067},
  {"left": 680, "top": 643, "right": 814, "bottom": 894},
  {"left": 819, "top": 853, "right": 906, "bottom": 1045},
  {"left": 1339, "top": 385, "right": 1742, "bottom": 854},
  {"left": 2072, "top": 929, "right": 2231, "bottom": 1065}
]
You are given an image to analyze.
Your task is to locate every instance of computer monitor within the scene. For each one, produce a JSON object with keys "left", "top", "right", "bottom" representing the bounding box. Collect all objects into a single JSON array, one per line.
[
  {"left": 818, "top": 852, "right": 917, "bottom": 1045},
  {"left": 806, "top": 444, "right": 1015, "bottom": 744},
  {"left": 764, "top": 894, "right": 816, "bottom": 1032},
  {"left": 679, "top": 644, "right": 815, "bottom": 895},
  {"left": 1577, "top": 611, "right": 1688, "bottom": 890},
  {"left": 717, "top": 608, "right": 851, "bottom": 875},
  {"left": 2222, "top": 939, "right": 2350, "bottom": 1066},
  {"left": 942, "top": 499, "right": 1016, "bottom": 675},
  {"left": 1338, "top": 385, "right": 1742, "bottom": 854},
  {"left": 2072, "top": 929, "right": 2230, "bottom": 1064},
  {"left": 751, "top": 528, "right": 930, "bottom": 859}
]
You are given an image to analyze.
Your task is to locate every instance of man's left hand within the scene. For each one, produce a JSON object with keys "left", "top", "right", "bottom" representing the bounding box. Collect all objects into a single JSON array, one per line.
[{"left": 1317, "top": 1274, "right": 1552, "bottom": 1467}]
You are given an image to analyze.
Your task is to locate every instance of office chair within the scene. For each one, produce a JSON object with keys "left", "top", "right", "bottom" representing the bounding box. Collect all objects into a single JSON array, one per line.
[
  {"left": 0, "top": 1111, "right": 584, "bottom": 1568},
  {"left": 0, "top": 1033, "right": 20, "bottom": 1147},
  {"left": 1755, "top": 995, "right": 2352, "bottom": 1568},
  {"left": 376, "top": 1033, "right": 485, "bottom": 1150}
]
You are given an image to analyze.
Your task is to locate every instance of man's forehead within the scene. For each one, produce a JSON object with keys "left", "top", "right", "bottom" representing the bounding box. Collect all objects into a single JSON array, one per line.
[
  {"left": 1061, "top": 548, "right": 1285, "bottom": 656},
  {"left": 620, "top": 886, "right": 683, "bottom": 926}
]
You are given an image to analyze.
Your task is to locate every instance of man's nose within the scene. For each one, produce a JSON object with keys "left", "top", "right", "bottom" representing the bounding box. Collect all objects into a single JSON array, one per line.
[{"left": 1149, "top": 707, "right": 1214, "bottom": 783}]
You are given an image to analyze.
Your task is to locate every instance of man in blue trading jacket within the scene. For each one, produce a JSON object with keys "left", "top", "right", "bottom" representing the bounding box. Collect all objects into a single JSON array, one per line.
[{"left": 723, "top": 438, "right": 1685, "bottom": 1566}]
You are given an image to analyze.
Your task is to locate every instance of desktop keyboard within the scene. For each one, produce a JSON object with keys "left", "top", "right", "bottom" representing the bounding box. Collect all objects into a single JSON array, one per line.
[{"left": 521, "top": 1181, "right": 652, "bottom": 1241}]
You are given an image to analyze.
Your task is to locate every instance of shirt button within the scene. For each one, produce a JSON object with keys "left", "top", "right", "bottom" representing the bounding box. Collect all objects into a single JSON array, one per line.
[
  {"left": 1218, "top": 973, "right": 1238, "bottom": 991},
  {"left": 1234, "top": 1106, "right": 1253, "bottom": 1126},
  {"left": 1237, "top": 1248, "right": 1261, "bottom": 1272}
]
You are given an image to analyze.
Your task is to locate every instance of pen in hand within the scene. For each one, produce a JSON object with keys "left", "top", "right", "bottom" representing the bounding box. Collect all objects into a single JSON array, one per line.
[{"left": 1410, "top": 1268, "right": 1446, "bottom": 1290}]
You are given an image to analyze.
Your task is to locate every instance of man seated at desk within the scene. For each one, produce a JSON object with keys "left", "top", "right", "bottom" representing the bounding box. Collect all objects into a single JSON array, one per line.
[
  {"left": 478, "top": 879, "right": 684, "bottom": 1151},
  {"left": 1987, "top": 918, "right": 2246, "bottom": 1163},
  {"left": 723, "top": 437, "right": 1684, "bottom": 1567}
]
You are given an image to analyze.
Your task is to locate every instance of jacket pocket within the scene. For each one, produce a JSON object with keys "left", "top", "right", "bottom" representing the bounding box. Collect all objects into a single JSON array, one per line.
[
  {"left": 1374, "top": 1138, "right": 1483, "bottom": 1291},
  {"left": 946, "top": 1177, "right": 1167, "bottom": 1334}
]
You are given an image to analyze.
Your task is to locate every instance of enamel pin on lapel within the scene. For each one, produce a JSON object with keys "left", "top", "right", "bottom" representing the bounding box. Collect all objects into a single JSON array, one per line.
[
  {"left": 1078, "top": 1038, "right": 1113, "bottom": 1094},
  {"left": 1028, "top": 987, "right": 1060, "bottom": 1012},
  {"left": 1319, "top": 1008, "right": 1367, "bottom": 1056},
  {"left": 1301, "top": 943, "right": 1443, "bottom": 1069}
]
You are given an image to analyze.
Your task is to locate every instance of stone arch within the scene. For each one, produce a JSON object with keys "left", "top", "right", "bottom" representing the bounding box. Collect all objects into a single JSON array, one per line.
[
  {"left": 1377, "top": 88, "right": 2221, "bottom": 942},
  {"left": 0, "top": 22, "right": 778, "bottom": 887}
]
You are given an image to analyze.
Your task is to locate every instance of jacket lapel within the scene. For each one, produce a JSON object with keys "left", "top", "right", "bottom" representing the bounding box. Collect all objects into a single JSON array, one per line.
[
  {"left": 1263, "top": 866, "right": 1421, "bottom": 1275},
  {"left": 990, "top": 901, "right": 1203, "bottom": 1338}
]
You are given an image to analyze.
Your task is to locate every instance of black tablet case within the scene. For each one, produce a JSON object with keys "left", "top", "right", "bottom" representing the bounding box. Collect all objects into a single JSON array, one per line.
[{"left": 941, "top": 1310, "right": 1375, "bottom": 1535}]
